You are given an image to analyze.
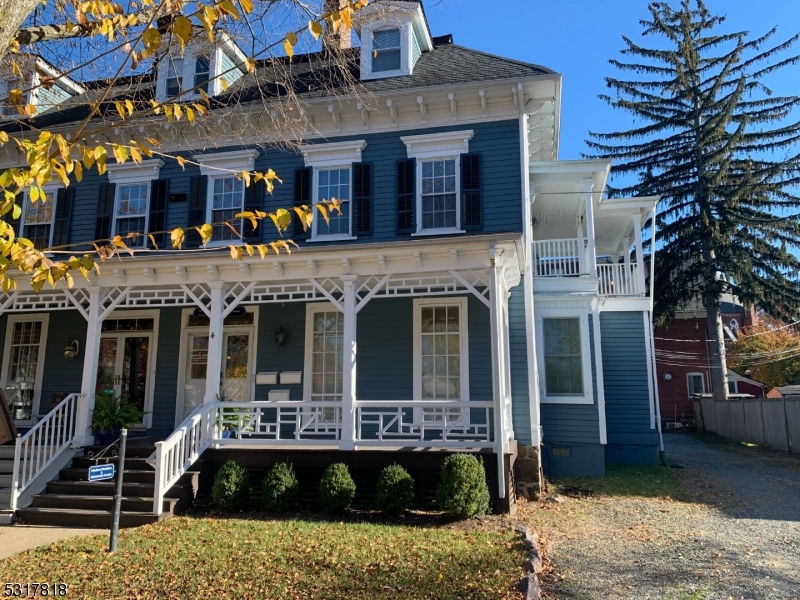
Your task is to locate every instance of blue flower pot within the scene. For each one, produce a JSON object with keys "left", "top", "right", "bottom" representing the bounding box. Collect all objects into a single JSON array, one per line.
[{"left": 94, "top": 429, "right": 120, "bottom": 446}]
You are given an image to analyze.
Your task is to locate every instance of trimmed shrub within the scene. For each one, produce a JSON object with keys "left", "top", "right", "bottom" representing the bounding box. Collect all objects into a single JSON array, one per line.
[
  {"left": 376, "top": 464, "right": 415, "bottom": 516},
  {"left": 262, "top": 462, "right": 299, "bottom": 511},
  {"left": 211, "top": 460, "right": 251, "bottom": 511},
  {"left": 436, "top": 454, "right": 490, "bottom": 519},
  {"left": 319, "top": 463, "right": 356, "bottom": 512}
]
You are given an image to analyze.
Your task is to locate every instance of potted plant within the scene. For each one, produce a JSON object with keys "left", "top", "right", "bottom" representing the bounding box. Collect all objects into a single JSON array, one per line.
[
  {"left": 215, "top": 393, "right": 237, "bottom": 438},
  {"left": 91, "top": 394, "right": 144, "bottom": 445}
]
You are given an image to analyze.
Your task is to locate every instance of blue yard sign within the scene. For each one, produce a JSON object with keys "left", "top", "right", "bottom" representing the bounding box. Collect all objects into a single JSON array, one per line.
[{"left": 88, "top": 463, "right": 115, "bottom": 482}]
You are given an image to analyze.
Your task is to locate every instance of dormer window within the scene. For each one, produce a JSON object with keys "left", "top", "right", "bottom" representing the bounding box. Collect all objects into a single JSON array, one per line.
[
  {"left": 155, "top": 33, "right": 247, "bottom": 102},
  {"left": 0, "top": 56, "right": 84, "bottom": 116},
  {"left": 357, "top": 1, "right": 433, "bottom": 80},
  {"left": 372, "top": 29, "right": 401, "bottom": 72}
]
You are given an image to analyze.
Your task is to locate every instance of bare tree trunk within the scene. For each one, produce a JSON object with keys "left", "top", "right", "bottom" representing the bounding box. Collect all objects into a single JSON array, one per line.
[
  {"left": 0, "top": 0, "right": 42, "bottom": 61},
  {"left": 706, "top": 292, "right": 730, "bottom": 402}
]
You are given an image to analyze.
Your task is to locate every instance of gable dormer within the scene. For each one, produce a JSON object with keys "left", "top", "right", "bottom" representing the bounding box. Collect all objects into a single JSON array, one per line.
[
  {"left": 356, "top": 0, "right": 433, "bottom": 80},
  {"left": 155, "top": 31, "right": 248, "bottom": 102},
  {"left": 0, "top": 56, "right": 84, "bottom": 116}
]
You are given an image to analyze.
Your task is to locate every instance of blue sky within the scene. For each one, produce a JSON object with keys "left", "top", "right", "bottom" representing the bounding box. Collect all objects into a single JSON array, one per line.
[{"left": 424, "top": 0, "right": 800, "bottom": 162}]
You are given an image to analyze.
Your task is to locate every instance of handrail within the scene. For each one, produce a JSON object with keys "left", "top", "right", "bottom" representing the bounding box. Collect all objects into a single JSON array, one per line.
[
  {"left": 151, "top": 401, "right": 216, "bottom": 515},
  {"left": 11, "top": 393, "right": 80, "bottom": 510},
  {"left": 597, "top": 263, "right": 640, "bottom": 296},
  {"left": 532, "top": 238, "right": 587, "bottom": 276}
]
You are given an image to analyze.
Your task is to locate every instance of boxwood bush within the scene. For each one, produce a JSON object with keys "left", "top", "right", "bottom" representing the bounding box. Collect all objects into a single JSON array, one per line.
[
  {"left": 319, "top": 463, "right": 356, "bottom": 512},
  {"left": 262, "top": 462, "right": 299, "bottom": 511},
  {"left": 436, "top": 454, "right": 490, "bottom": 519},
  {"left": 211, "top": 460, "right": 251, "bottom": 511},
  {"left": 376, "top": 464, "right": 415, "bottom": 516}
]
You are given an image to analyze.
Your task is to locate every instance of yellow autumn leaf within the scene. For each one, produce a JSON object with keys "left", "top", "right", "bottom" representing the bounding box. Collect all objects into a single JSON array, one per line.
[
  {"left": 229, "top": 244, "right": 243, "bottom": 261},
  {"left": 284, "top": 40, "right": 294, "bottom": 59},
  {"left": 309, "top": 20, "right": 323, "bottom": 41},
  {"left": 220, "top": 78, "right": 229, "bottom": 92},
  {"left": 240, "top": 0, "right": 254, "bottom": 13},
  {"left": 176, "top": 155, "right": 186, "bottom": 170},
  {"left": 245, "top": 57, "right": 256, "bottom": 73},
  {"left": 173, "top": 103, "right": 183, "bottom": 120},
  {"left": 170, "top": 227, "right": 185, "bottom": 249},
  {"left": 218, "top": 0, "right": 240, "bottom": 20},
  {"left": 130, "top": 146, "right": 142, "bottom": 164},
  {"left": 125, "top": 99, "right": 134, "bottom": 116},
  {"left": 286, "top": 32, "right": 297, "bottom": 46},
  {"left": 340, "top": 8, "right": 352, "bottom": 30},
  {"left": 29, "top": 186, "right": 39, "bottom": 202},
  {"left": 185, "top": 106, "right": 195, "bottom": 123},
  {"left": 74, "top": 161, "right": 83, "bottom": 183},
  {"left": 199, "top": 89, "right": 210, "bottom": 104},
  {"left": 115, "top": 101, "right": 126, "bottom": 120},
  {"left": 256, "top": 244, "right": 268, "bottom": 259},
  {"left": 142, "top": 27, "right": 161, "bottom": 52},
  {"left": 172, "top": 15, "right": 192, "bottom": 49},
  {"left": 315, "top": 202, "right": 330, "bottom": 225},
  {"left": 0, "top": 131, "right": 8, "bottom": 143},
  {"left": 197, "top": 223, "right": 213, "bottom": 246}
]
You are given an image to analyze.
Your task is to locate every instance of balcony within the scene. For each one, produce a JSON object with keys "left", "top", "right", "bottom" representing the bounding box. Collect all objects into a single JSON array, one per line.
[{"left": 532, "top": 238, "right": 643, "bottom": 297}]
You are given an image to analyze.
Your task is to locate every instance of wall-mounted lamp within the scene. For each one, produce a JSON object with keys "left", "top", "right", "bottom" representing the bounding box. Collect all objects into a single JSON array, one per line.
[
  {"left": 275, "top": 327, "right": 286, "bottom": 347},
  {"left": 63, "top": 339, "right": 80, "bottom": 360},
  {"left": 531, "top": 216, "right": 539, "bottom": 229}
]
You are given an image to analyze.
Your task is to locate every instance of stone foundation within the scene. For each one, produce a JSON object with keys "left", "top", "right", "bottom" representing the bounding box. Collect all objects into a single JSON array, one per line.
[{"left": 515, "top": 444, "right": 542, "bottom": 500}]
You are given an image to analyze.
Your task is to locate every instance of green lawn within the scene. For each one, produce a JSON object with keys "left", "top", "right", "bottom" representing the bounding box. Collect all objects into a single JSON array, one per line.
[
  {"left": 549, "top": 463, "right": 687, "bottom": 500},
  {"left": 1, "top": 517, "right": 525, "bottom": 600}
]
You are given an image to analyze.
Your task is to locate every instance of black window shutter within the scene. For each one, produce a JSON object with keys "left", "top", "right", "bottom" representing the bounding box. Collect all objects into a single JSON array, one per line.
[
  {"left": 52, "top": 187, "right": 74, "bottom": 248},
  {"left": 148, "top": 179, "right": 168, "bottom": 248},
  {"left": 461, "top": 154, "right": 481, "bottom": 231},
  {"left": 8, "top": 192, "right": 23, "bottom": 237},
  {"left": 397, "top": 158, "right": 416, "bottom": 234},
  {"left": 243, "top": 179, "right": 264, "bottom": 242},
  {"left": 186, "top": 175, "right": 207, "bottom": 248},
  {"left": 95, "top": 183, "right": 116, "bottom": 242},
  {"left": 352, "top": 162, "right": 372, "bottom": 236},
  {"left": 292, "top": 167, "right": 311, "bottom": 241}
]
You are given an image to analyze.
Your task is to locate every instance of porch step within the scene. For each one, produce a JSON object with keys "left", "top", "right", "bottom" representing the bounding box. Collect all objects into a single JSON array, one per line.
[
  {"left": 14, "top": 507, "right": 161, "bottom": 528},
  {"left": 16, "top": 440, "right": 197, "bottom": 528},
  {"left": 0, "top": 445, "right": 16, "bottom": 460}
]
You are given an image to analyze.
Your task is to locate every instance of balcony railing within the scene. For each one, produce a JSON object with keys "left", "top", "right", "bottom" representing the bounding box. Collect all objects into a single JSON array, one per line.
[
  {"left": 532, "top": 238, "right": 587, "bottom": 276},
  {"left": 598, "top": 263, "right": 640, "bottom": 296}
]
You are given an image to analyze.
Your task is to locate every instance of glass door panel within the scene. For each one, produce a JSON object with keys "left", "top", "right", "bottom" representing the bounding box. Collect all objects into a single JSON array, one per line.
[
  {"left": 121, "top": 336, "right": 149, "bottom": 420},
  {"left": 183, "top": 334, "right": 208, "bottom": 420},
  {"left": 221, "top": 333, "right": 250, "bottom": 402},
  {"left": 95, "top": 338, "right": 119, "bottom": 398},
  {"left": 5, "top": 320, "right": 44, "bottom": 420}
]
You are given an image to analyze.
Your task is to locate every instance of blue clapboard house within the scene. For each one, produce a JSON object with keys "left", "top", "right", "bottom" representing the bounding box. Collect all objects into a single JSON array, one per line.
[{"left": 0, "top": 1, "right": 660, "bottom": 525}]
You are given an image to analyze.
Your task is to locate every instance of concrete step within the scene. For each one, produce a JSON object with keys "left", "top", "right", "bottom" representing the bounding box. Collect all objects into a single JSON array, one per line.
[
  {"left": 0, "top": 460, "right": 13, "bottom": 474},
  {"left": 0, "top": 487, "right": 10, "bottom": 507},
  {"left": 0, "top": 445, "right": 15, "bottom": 460},
  {"left": 31, "top": 493, "right": 177, "bottom": 513},
  {"left": 59, "top": 468, "right": 155, "bottom": 484},
  {"left": 0, "top": 473, "right": 10, "bottom": 487},
  {"left": 15, "top": 507, "right": 161, "bottom": 528}
]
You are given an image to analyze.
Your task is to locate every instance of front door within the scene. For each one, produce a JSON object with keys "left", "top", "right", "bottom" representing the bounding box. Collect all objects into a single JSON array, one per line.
[
  {"left": 179, "top": 313, "right": 256, "bottom": 422},
  {"left": 95, "top": 316, "right": 155, "bottom": 427}
]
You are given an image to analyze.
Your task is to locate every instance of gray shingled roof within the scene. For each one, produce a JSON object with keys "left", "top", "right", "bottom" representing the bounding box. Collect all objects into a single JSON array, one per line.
[{"left": 1, "top": 38, "right": 556, "bottom": 132}]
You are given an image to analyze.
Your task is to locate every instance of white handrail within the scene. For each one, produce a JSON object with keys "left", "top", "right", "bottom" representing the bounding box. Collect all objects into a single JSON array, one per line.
[
  {"left": 532, "top": 238, "right": 587, "bottom": 276},
  {"left": 151, "top": 401, "right": 216, "bottom": 515},
  {"left": 11, "top": 393, "right": 81, "bottom": 510},
  {"left": 598, "top": 263, "right": 640, "bottom": 296}
]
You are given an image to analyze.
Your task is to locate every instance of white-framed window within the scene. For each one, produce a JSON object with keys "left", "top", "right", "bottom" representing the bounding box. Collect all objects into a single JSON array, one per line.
[
  {"left": 687, "top": 372, "right": 705, "bottom": 397},
  {"left": 193, "top": 55, "right": 211, "bottom": 94},
  {"left": 105, "top": 159, "right": 163, "bottom": 247},
  {"left": 413, "top": 298, "right": 470, "bottom": 423},
  {"left": 300, "top": 139, "right": 366, "bottom": 242},
  {"left": 20, "top": 185, "right": 60, "bottom": 250},
  {"left": 303, "top": 303, "right": 344, "bottom": 424},
  {"left": 400, "top": 130, "right": 474, "bottom": 236},
  {"left": 535, "top": 309, "right": 594, "bottom": 404},
  {"left": 166, "top": 57, "right": 183, "bottom": 97},
  {"left": 358, "top": 3, "right": 432, "bottom": 80},
  {"left": 114, "top": 183, "right": 149, "bottom": 247},
  {"left": 728, "top": 379, "right": 738, "bottom": 395},
  {"left": 0, "top": 314, "right": 49, "bottom": 422},
  {"left": 193, "top": 149, "right": 259, "bottom": 247}
]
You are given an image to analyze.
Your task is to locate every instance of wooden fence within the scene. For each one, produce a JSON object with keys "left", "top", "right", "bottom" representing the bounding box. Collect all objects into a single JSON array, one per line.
[{"left": 693, "top": 397, "right": 800, "bottom": 453}]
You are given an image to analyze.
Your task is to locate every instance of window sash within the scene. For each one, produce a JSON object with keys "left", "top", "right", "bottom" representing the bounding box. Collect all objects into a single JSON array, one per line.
[
  {"left": 419, "top": 159, "right": 458, "bottom": 231},
  {"left": 114, "top": 183, "right": 149, "bottom": 248},
  {"left": 542, "top": 317, "right": 584, "bottom": 396},
  {"left": 314, "top": 167, "right": 351, "bottom": 237},
  {"left": 166, "top": 58, "right": 184, "bottom": 97},
  {"left": 3, "top": 318, "right": 46, "bottom": 421},
  {"left": 211, "top": 176, "right": 245, "bottom": 240},
  {"left": 372, "top": 29, "right": 401, "bottom": 72},
  {"left": 687, "top": 374, "right": 705, "bottom": 395},
  {"left": 22, "top": 191, "right": 54, "bottom": 249},
  {"left": 194, "top": 56, "right": 210, "bottom": 93}
]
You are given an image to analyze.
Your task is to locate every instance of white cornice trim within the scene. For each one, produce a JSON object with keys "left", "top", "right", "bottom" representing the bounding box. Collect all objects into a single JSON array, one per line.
[
  {"left": 105, "top": 158, "right": 164, "bottom": 184},
  {"left": 301, "top": 139, "right": 367, "bottom": 168},
  {"left": 193, "top": 149, "right": 259, "bottom": 176},
  {"left": 400, "top": 130, "right": 474, "bottom": 159}
]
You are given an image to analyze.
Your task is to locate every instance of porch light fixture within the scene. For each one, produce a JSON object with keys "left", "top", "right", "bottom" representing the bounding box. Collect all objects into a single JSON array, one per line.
[
  {"left": 63, "top": 339, "right": 80, "bottom": 360},
  {"left": 531, "top": 216, "right": 539, "bottom": 229},
  {"left": 275, "top": 327, "right": 286, "bottom": 346}
]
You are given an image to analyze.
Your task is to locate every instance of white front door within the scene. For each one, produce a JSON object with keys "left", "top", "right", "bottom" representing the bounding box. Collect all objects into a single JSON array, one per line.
[{"left": 178, "top": 311, "right": 256, "bottom": 423}]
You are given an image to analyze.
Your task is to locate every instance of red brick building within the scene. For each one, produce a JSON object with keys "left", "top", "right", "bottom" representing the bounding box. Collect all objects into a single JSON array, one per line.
[{"left": 654, "top": 300, "right": 764, "bottom": 425}]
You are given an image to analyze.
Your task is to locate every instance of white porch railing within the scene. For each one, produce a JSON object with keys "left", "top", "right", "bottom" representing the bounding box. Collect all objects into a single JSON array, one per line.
[
  {"left": 151, "top": 401, "right": 216, "bottom": 515},
  {"left": 356, "top": 400, "right": 494, "bottom": 448},
  {"left": 11, "top": 393, "right": 81, "bottom": 510},
  {"left": 532, "top": 238, "right": 587, "bottom": 276},
  {"left": 215, "top": 400, "right": 342, "bottom": 442},
  {"left": 597, "top": 263, "right": 640, "bottom": 296}
]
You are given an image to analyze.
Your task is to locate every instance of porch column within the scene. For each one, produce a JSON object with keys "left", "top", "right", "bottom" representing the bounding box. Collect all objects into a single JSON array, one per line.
[
  {"left": 204, "top": 281, "right": 225, "bottom": 404},
  {"left": 75, "top": 286, "right": 102, "bottom": 447},
  {"left": 489, "top": 245, "right": 506, "bottom": 499},
  {"left": 339, "top": 275, "right": 358, "bottom": 450},
  {"left": 581, "top": 181, "right": 598, "bottom": 278},
  {"left": 632, "top": 213, "right": 646, "bottom": 296}
]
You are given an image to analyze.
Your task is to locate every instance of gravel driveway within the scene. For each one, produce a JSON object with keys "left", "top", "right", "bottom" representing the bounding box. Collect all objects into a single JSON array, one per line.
[{"left": 521, "top": 433, "right": 800, "bottom": 600}]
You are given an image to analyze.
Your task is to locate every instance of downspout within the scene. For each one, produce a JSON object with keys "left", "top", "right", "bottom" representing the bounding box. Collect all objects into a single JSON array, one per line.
[{"left": 646, "top": 205, "right": 667, "bottom": 464}]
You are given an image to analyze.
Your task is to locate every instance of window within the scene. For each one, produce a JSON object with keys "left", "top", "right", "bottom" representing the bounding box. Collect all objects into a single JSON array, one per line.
[
  {"left": 166, "top": 57, "right": 183, "bottom": 97},
  {"left": 413, "top": 298, "right": 470, "bottom": 423},
  {"left": 372, "top": 28, "right": 401, "bottom": 72},
  {"left": 1, "top": 315, "right": 49, "bottom": 421},
  {"left": 728, "top": 380, "right": 738, "bottom": 395},
  {"left": 315, "top": 168, "right": 350, "bottom": 237},
  {"left": 543, "top": 318, "right": 584, "bottom": 396},
  {"left": 211, "top": 176, "right": 245, "bottom": 240},
  {"left": 114, "top": 183, "right": 149, "bottom": 247},
  {"left": 194, "top": 55, "right": 210, "bottom": 94},
  {"left": 303, "top": 305, "right": 344, "bottom": 424},
  {"left": 421, "top": 159, "right": 457, "bottom": 230},
  {"left": 21, "top": 190, "right": 55, "bottom": 249},
  {"left": 687, "top": 373, "right": 705, "bottom": 397}
]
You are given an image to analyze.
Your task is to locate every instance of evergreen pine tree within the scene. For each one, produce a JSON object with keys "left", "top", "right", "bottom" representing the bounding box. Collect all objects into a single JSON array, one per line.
[{"left": 587, "top": 0, "right": 800, "bottom": 401}]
